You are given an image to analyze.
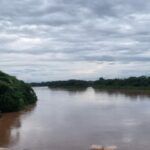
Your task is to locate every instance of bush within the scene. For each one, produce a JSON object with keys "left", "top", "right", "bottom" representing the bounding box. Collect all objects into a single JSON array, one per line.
[{"left": 0, "top": 71, "right": 37, "bottom": 112}]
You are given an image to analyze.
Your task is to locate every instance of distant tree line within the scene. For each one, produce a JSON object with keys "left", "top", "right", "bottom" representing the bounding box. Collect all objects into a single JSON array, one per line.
[
  {"left": 31, "top": 76, "right": 150, "bottom": 90},
  {"left": 31, "top": 82, "right": 50, "bottom": 87},
  {"left": 48, "top": 80, "right": 90, "bottom": 88},
  {"left": 93, "top": 76, "right": 150, "bottom": 89}
]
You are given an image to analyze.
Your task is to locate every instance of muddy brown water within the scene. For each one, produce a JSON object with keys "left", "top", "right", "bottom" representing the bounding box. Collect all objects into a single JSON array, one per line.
[{"left": 0, "top": 87, "right": 150, "bottom": 150}]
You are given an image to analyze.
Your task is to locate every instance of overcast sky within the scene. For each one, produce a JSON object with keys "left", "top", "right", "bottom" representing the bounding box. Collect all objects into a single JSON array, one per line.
[{"left": 0, "top": 0, "right": 150, "bottom": 82}]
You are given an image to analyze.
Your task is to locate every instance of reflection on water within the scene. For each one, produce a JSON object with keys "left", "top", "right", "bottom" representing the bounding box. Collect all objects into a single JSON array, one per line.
[
  {"left": 0, "top": 87, "right": 150, "bottom": 150},
  {"left": 94, "top": 88, "right": 150, "bottom": 99},
  {"left": 0, "top": 106, "right": 36, "bottom": 148}
]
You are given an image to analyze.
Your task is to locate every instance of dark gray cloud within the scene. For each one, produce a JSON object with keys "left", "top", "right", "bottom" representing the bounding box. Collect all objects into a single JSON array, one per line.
[{"left": 0, "top": 0, "right": 150, "bottom": 81}]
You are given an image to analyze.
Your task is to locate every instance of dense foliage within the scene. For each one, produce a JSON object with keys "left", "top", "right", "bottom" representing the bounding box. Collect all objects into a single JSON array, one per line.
[
  {"left": 48, "top": 80, "right": 90, "bottom": 88},
  {"left": 0, "top": 71, "right": 37, "bottom": 112},
  {"left": 93, "top": 76, "right": 150, "bottom": 89},
  {"left": 31, "top": 82, "right": 50, "bottom": 87},
  {"left": 44, "top": 76, "right": 150, "bottom": 90}
]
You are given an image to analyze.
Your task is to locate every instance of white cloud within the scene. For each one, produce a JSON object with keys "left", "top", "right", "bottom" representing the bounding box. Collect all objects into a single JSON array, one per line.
[{"left": 0, "top": 0, "right": 150, "bottom": 81}]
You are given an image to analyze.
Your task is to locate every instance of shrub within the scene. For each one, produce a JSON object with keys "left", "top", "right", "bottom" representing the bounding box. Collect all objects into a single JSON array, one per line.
[{"left": 0, "top": 71, "right": 37, "bottom": 112}]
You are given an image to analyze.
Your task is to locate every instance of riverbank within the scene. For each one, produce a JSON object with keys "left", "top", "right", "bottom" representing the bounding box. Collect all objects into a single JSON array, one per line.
[{"left": 31, "top": 76, "right": 150, "bottom": 91}]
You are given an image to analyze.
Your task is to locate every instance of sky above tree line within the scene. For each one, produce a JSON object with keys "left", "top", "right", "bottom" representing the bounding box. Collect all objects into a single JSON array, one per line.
[{"left": 0, "top": 0, "right": 150, "bottom": 82}]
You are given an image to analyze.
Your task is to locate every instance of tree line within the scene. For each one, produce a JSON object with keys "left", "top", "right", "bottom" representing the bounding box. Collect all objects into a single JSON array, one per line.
[{"left": 31, "top": 76, "right": 150, "bottom": 90}]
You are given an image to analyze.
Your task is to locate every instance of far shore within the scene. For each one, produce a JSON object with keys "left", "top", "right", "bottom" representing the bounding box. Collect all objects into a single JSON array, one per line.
[{"left": 30, "top": 76, "right": 150, "bottom": 93}]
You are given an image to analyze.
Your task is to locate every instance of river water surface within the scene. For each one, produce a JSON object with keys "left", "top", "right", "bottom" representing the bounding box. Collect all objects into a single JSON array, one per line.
[{"left": 0, "top": 87, "right": 150, "bottom": 150}]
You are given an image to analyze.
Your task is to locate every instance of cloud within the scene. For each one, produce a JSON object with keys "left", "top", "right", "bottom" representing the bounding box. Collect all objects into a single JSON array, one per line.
[{"left": 0, "top": 0, "right": 150, "bottom": 81}]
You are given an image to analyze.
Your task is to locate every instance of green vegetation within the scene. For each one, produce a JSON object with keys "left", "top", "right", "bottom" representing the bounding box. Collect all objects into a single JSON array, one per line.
[
  {"left": 0, "top": 71, "right": 37, "bottom": 113},
  {"left": 93, "top": 76, "right": 150, "bottom": 90},
  {"left": 48, "top": 80, "right": 89, "bottom": 89},
  {"left": 31, "top": 81, "right": 50, "bottom": 87},
  {"left": 45, "top": 76, "right": 150, "bottom": 90}
]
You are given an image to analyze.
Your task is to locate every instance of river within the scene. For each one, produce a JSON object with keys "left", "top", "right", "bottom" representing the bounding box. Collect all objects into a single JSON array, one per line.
[{"left": 0, "top": 87, "right": 150, "bottom": 150}]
